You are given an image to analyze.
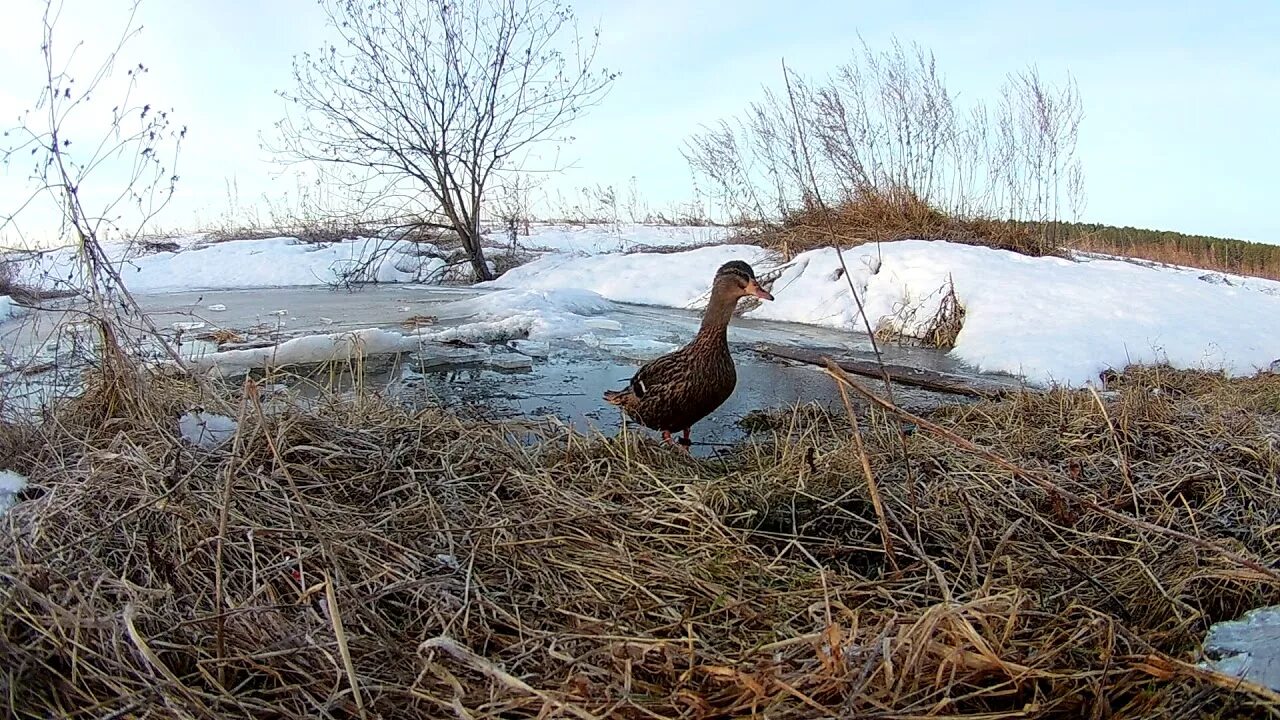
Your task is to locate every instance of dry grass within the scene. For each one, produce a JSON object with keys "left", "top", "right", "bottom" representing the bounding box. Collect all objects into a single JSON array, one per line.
[
  {"left": 1, "top": 366, "right": 1279, "bottom": 718},
  {"left": 752, "top": 189, "right": 1060, "bottom": 260}
]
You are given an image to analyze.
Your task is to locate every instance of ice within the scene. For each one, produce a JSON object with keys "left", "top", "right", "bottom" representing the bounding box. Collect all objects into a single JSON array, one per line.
[
  {"left": 0, "top": 470, "right": 28, "bottom": 515},
  {"left": 510, "top": 339, "right": 551, "bottom": 358},
  {"left": 489, "top": 354, "right": 534, "bottom": 371},
  {"left": 172, "top": 321, "right": 206, "bottom": 331},
  {"left": 189, "top": 328, "right": 421, "bottom": 374},
  {"left": 7, "top": 225, "right": 1280, "bottom": 388},
  {"left": 178, "top": 411, "right": 239, "bottom": 449},
  {"left": 1201, "top": 605, "right": 1280, "bottom": 691},
  {"left": 0, "top": 296, "right": 19, "bottom": 321},
  {"left": 207, "top": 304, "right": 227, "bottom": 311},
  {"left": 418, "top": 288, "right": 619, "bottom": 345}
]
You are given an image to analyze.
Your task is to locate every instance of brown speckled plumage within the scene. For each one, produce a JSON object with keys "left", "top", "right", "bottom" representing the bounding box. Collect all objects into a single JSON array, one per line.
[{"left": 603, "top": 260, "right": 773, "bottom": 447}]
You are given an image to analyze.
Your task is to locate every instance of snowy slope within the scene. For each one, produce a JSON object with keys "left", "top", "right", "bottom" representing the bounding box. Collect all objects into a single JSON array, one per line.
[
  {"left": 488, "top": 240, "right": 1280, "bottom": 387},
  {"left": 5, "top": 223, "right": 729, "bottom": 295},
  {"left": 11, "top": 236, "right": 446, "bottom": 294}
]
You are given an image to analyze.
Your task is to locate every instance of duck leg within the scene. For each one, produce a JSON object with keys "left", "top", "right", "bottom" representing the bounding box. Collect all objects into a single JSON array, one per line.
[{"left": 661, "top": 430, "right": 692, "bottom": 453}]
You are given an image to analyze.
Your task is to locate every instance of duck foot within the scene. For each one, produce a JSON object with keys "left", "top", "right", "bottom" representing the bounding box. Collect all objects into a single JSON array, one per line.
[{"left": 662, "top": 430, "right": 692, "bottom": 453}]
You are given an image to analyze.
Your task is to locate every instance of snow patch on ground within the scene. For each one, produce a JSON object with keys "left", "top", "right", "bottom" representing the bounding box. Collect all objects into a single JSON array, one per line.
[
  {"left": 0, "top": 470, "right": 28, "bottom": 514},
  {"left": 3, "top": 224, "right": 725, "bottom": 296},
  {"left": 0, "top": 296, "right": 18, "bottom": 321},
  {"left": 492, "top": 240, "right": 1280, "bottom": 386},
  {"left": 484, "top": 244, "right": 768, "bottom": 308},
  {"left": 1201, "top": 605, "right": 1280, "bottom": 691},
  {"left": 179, "top": 411, "right": 239, "bottom": 449}
]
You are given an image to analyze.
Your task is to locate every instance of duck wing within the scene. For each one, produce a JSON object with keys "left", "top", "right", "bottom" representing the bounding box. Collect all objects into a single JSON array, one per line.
[{"left": 624, "top": 350, "right": 689, "bottom": 400}]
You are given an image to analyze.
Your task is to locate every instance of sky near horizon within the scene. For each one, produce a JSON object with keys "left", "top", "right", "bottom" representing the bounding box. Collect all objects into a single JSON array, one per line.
[{"left": 1, "top": 0, "right": 1277, "bottom": 247}]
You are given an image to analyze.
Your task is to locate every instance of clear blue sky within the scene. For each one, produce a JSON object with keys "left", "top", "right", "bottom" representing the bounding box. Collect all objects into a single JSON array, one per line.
[{"left": 2, "top": 0, "right": 1277, "bottom": 245}]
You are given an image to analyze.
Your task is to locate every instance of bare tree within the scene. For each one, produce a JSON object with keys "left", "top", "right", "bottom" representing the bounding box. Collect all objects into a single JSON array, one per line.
[{"left": 273, "top": 0, "right": 616, "bottom": 281}]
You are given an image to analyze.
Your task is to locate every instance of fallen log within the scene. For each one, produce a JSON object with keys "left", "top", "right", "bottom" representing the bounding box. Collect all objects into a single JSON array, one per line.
[{"left": 753, "top": 343, "right": 1026, "bottom": 399}]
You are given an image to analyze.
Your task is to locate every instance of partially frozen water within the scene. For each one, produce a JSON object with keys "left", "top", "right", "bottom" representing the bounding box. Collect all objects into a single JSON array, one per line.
[{"left": 1, "top": 284, "right": 1020, "bottom": 451}]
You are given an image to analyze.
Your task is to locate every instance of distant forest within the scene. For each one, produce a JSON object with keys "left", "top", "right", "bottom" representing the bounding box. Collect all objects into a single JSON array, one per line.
[{"left": 1058, "top": 222, "right": 1280, "bottom": 281}]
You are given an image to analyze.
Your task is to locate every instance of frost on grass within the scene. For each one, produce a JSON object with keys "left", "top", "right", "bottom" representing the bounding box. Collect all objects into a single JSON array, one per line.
[
  {"left": 178, "top": 411, "right": 239, "bottom": 449},
  {"left": 1201, "top": 605, "right": 1280, "bottom": 691}
]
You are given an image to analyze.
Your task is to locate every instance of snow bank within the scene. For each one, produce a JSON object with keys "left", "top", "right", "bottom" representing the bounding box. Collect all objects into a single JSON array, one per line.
[
  {"left": 490, "top": 240, "right": 1280, "bottom": 387},
  {"left": 484, "top": 244, "right": 767, "bottom": 308},
  {"left": 10, "top": 236, "right": 446, "bottom": 294},
  {"left": 3, "top": 223, "right": 723, "bottom": 296}
]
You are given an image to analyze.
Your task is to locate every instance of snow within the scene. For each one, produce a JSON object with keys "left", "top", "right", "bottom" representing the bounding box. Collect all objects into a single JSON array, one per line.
[
  {"left": 1201, "top": 604, "right": 1280, "bottom": 691},
  {"left": 484, "top": 244, "right": 767, "bottom": 308},
  {"left": 179, "top": 411, "right": 239, "bottom": 449},
  {"left": 189, "top": 327, "right": 421, "bottom": 374},
  {"left": 0, "top": 470, "right": 27, "bottom": 515},
  {"left": 5, "top": 223, "right": 1280, "bottom": 388},
  {"left": 0, "top": 295, "right": 18, "bottom": 321},
  {"left": 3, "top": 224, "right": 726, "bottom": 296},
  {"left": 10, "top": 236, "right": 447, "bottom": 294},
  {"left": 489, "top": 240, "right": 1280, "bottom": 387},
  {"left": 420, "top": 287, "right": 618, "bottom": 343}
]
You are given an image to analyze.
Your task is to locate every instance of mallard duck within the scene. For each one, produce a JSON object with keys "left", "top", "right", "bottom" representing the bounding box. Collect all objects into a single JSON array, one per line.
[{"left": 604, "top": 260, "right": 773, "bottom": 448}]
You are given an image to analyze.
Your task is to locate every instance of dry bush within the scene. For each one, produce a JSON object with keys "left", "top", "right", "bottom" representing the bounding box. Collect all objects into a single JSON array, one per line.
[
  {"left": 758, "top": 187, "right": 1054, "bottom": 259},
  {"left": 687, "top": 39, "right": 1084, "bottom": 258},
  {"left": 1, "top": 366, "right": 1278, "bottom": 718}
]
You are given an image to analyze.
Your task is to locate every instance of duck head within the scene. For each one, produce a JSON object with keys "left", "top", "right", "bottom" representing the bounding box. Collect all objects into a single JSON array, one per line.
[{"left": 713, "top": 260, "right": 774, "bottom": 301}]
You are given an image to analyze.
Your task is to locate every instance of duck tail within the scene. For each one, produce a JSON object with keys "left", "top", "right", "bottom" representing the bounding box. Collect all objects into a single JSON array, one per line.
[{"left": 603, "top": 388, "right": 630, "bottom": 406}]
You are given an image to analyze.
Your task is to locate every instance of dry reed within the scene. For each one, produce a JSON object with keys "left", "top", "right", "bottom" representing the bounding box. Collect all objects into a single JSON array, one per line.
[{"left": 1, "top": 366, "right": 1278, "bottom": 718}]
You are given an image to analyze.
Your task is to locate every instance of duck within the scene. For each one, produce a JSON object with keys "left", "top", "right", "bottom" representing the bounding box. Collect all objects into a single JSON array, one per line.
[{"left": 604, "top": 260, "right": 774, "bottom": 448}]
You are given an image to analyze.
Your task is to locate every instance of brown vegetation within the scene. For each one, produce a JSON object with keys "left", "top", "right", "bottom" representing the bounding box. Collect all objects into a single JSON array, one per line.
[
  {"left": 1, "top": 365, "right": 1278, "bottom": 718},
  {"left": 758, "top": 188, "right": 1054, "bottom": 258}
]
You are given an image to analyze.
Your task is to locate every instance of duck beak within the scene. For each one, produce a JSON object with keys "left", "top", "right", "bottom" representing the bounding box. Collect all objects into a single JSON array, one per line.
[{"left": 746, "top": 279, "right": 774, "bottom": 301}]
